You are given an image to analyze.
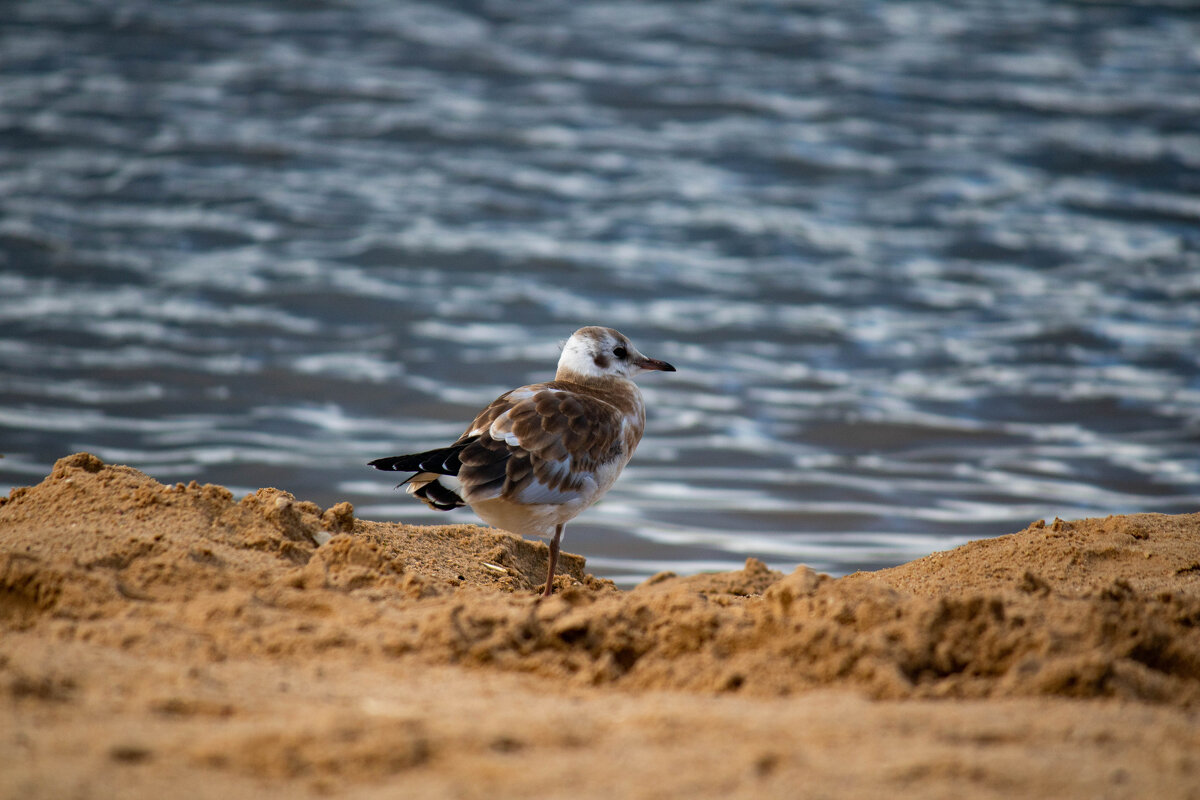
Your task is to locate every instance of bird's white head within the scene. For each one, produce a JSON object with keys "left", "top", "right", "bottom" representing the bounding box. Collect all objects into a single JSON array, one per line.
[{"left": 556, "top": 326, "right": 676, "bottom": 382}]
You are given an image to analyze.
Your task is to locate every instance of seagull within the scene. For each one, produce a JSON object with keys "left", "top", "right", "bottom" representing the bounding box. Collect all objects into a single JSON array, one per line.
[{"left": 369, "top": 326, "right": 675, "bottom": 598}]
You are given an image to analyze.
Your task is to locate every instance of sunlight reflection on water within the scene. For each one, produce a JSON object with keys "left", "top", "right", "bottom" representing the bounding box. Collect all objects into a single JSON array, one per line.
[{"left": 2, "top": 0, "right": 1199, "bottom": 584}]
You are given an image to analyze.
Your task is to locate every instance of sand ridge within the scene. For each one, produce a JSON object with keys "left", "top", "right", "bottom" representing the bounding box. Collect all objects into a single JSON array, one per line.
[{"left": 2, "top": 453, "right": 1199, "bottom": 798}]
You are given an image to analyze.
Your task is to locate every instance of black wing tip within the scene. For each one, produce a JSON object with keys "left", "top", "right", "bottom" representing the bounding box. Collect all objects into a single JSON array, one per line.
[
  {"left": 368, "top": 442, "right": 470, "bottom": 476},
  {"left": 368, "top": 455, "right": 424, "bottom": 472}
]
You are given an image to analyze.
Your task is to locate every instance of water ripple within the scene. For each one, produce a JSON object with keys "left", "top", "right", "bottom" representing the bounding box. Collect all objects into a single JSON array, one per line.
[{"left": 2, "top": 0, "right": 1199, "bottom": 580}]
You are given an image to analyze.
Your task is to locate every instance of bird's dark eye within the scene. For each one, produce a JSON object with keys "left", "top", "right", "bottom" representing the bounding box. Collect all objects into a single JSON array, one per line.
[{"left": 613, "top": 346, "right": 628, "bottom": 359}]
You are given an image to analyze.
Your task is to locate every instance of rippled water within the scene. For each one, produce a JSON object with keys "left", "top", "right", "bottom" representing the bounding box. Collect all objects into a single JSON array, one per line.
[{"left": 3, "top": 1, "right": 1199, "bottom": 585}]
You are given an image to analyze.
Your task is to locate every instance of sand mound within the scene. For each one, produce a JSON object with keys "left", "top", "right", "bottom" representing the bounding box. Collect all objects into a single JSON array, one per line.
[
  {"left": 5, "top": 453, "right": 1196, "bottom": 704},
  {"left": 3, "top": 454, "right": 1200, "bottom": 799}
]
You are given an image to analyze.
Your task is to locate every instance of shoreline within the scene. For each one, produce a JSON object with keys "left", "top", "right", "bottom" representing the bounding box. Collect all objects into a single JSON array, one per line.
[{"left": 2, "top": 453, "right": 1198, "bottom": 798}]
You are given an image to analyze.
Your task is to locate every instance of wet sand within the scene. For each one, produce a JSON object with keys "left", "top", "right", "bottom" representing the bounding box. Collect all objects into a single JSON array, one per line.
[{"left": 3, "top": 453, "right": 1199, "bottom": 798}]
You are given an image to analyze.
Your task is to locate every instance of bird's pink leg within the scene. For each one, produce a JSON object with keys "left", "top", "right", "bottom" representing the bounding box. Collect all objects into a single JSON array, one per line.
[{"left": 540, "top": 524, "right": 563, "bottom": 599}]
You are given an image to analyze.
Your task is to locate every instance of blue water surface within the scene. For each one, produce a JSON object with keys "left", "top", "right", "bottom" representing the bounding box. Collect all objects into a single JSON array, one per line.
[{"left": 2, "top": 0, "right": 1199, "bottom": 584}]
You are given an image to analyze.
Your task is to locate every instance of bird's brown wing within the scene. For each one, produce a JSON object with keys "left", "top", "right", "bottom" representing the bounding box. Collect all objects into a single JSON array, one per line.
[{"left": 456, "top": 382, "right": 639, "bottom": 505}]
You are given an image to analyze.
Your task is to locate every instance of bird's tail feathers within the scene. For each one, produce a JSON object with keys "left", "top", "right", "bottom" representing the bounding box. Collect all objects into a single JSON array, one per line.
[
  {"left": 369, "top": 440, "right": 474, "bottom": 511},
  {"left": 407, "top": 473, "right": 466, "bottom": 511}
]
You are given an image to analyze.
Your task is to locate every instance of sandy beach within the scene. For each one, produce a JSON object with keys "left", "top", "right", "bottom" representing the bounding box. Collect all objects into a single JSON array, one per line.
[{"left": 3, "top": 453, "right": 1199, "bottom": 799}]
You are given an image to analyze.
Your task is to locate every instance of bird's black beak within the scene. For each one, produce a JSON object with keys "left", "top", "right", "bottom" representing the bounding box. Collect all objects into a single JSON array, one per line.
[{"left": 636, "top": 357, "right": 676, "bottom": 372}]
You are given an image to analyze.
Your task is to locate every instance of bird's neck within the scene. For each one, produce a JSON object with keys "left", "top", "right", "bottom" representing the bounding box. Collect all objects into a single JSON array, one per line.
[
  {"left": 553, "top": 368, "right": 645, "bottom": 416},
  {"left": 556, "top": 365, "right": 627, "bottom": 387}
]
